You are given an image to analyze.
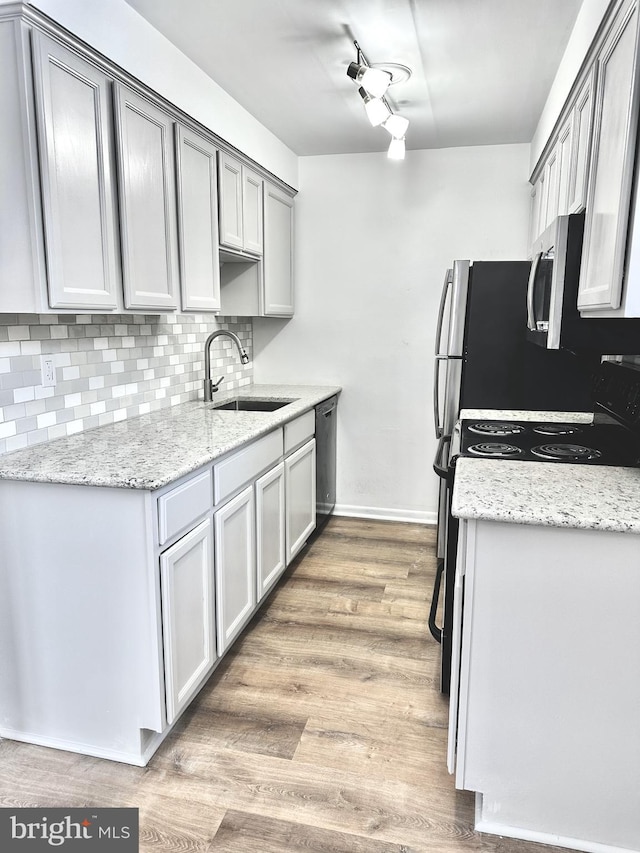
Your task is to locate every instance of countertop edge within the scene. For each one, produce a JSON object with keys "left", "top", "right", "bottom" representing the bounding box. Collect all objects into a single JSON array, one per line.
[{"left": 0, "top": 384, "right": 342, "bottom": 491}]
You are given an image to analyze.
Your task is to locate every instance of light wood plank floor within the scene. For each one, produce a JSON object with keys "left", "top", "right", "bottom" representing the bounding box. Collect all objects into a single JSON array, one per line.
[{"left": 0, "top": 517, "right": 568, "bottom": 853}]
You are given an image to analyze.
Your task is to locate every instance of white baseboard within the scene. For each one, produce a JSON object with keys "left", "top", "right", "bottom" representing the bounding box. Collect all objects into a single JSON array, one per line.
[
  {"left": 475, "top": 795, "right": 637, "bottom": 853},
  {"left": 333, "top": 504, "right": 437, "bottom": 525}
]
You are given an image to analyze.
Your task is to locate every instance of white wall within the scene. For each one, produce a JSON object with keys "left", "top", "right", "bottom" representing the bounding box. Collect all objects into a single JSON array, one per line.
[
  {"left": 25, "top": 0, "right": 298, "bottom": 188},
  {"left": 530, "top": 0, "right": 611, "bottom": 172},
  {"left": 253, "top": 144, "right": 531, "bottom": 523}
]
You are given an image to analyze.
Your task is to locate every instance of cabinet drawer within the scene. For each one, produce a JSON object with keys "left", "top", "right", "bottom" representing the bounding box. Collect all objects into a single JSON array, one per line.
[
  {"left": 158, "top": 469, "right": 213, "bottom": 546},
  {"left": 214, "top": 428, "right": 283, "bottom": 504},
  {"left": 284, "top": 410, "right": 315, "bottom": 454}
]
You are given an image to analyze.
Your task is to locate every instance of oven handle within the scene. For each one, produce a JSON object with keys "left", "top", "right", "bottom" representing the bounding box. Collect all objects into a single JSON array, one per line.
[
  {"left": 429, "top": 558, "right": 444, "bottom": 643},
  {"left": 527, "top": 251, "right": 542, "bottom": 332},
  {"left": 433, "top": 434, "right": 452, "bottom": 482}
]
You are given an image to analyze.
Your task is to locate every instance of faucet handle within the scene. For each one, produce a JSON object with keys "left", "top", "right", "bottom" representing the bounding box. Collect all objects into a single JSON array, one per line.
[{"left": 211, "top": 376, "right": 224, "bottom": 392}]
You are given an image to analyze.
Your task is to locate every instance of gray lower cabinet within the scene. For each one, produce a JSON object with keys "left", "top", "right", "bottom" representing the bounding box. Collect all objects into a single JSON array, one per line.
[
  {"left": 256, "top": 461, "right": 287, "bottom": 602},
  {"left": 285, "top": 438, "right": 317, "bottom": 563},
  {"left": 160, "top": 517, "right": 216, "bottom": 725},
  {"left": 0, "top": 416, "right": 318, "bottom": 766},
  {"left": 214, "top": 485, "right": 256, "bottom": 655}
]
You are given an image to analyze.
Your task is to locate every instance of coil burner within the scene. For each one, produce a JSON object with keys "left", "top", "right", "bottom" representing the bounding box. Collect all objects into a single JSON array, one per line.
[
  {"left": 468, "top": 422, "right": 527, "bottom": 436},
  {"left": 467, "top": 442, "right": 523, "bottom": 458},
  {"left": 532, "top": 423, "right": 584, "bottom": 436},
  {"left": 530, "top": 443, "right": 602, "bottom": 462}
]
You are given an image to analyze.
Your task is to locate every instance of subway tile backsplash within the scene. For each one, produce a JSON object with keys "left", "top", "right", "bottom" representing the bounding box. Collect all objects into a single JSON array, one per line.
[{"left": 0, "top": 313, "right": 252, "bottom": 455}]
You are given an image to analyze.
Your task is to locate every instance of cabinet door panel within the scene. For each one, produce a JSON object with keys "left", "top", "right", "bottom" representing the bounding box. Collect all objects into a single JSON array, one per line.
[
  {"left": 568, "top": 67, "right": 596, "bottom": 214},
  {"left": 263, "top": 183, "right": 294, "bottom": 316},
  {"left": 32, "top": 33, "right": 119, "bottom": 309},
  {"left": 285, "top": 439, "right": 316, "bottom": 563},
  {"left": 218, "top": 152, "right": 243, "bottom": 250},
  {"left": 175, "top": 126, "right": 221, "bottom": 312},
  {"left": 256, "top": 462, "right": 286, "bottom": 601},
  {"left": 579, "top": 1, "right": 640, "bottom": 312},
  {"left": 214, "top": 485, "right": 255, "bottom": 655},
  {"left": 115, "top": 84, "right": 178, "bottom": 310},
  {"left": 160, "top": 518, "right": 216, "bottom": 725},
  {"left": 544, "top": 146, "right": 560, "bottom": 229},
  {"left": 242, "top": 167, "right": 263, "bottom": 255},
  {"left": 556, "top": 117, "right": 573, "bottom": 217}
]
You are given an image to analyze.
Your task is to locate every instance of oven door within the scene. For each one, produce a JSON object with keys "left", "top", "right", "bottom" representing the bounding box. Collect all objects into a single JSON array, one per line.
[{"left": 430, "top": 432, "right": 458, "bottom": 694}]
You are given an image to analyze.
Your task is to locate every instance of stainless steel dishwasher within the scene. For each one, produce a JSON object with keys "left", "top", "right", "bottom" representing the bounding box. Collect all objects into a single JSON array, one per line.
[{"left": 314, "top": 396, "right": 337, "bottom": 535}]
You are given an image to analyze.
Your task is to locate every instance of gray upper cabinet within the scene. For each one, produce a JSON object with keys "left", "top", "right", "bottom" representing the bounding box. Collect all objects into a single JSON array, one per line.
[
  {"left": 567, "top": 66, "right": 596, "bottom": 215},
  {"left": 218, "top": 152, "right": 263, "bottom": 257},
  {"left": 32, "top": 33, "right": 121, "bottom": 311},
  {"left": 242, "top": 166, "right": 264, "bottom": 256},
  {"left": 175, "top": 126, "right": 221, "bottom": 313},
  {"left": 263, "top": 182, "right": 294, "bottom": 316},
  {"left": 114, "top": 84, "right": 179, "bottom": 311},
  {"left": 578, "top": 0, "right": 640, "bottom": 314}
]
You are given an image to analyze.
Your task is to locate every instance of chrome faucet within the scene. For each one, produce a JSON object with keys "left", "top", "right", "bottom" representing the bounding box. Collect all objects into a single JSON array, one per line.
[{"left": 203, "top": 330, "right": 249, "bottom": 402}]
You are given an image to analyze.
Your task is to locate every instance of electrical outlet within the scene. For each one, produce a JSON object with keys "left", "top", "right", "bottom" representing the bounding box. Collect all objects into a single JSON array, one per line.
[{"left": 40, "top": 355, "right": 56, "bottom": 388}]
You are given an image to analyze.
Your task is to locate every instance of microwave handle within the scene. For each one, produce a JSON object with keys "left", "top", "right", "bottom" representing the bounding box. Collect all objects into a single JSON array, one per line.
[{"left": 527, "top": 251, "right": 542, "bottom": 332}]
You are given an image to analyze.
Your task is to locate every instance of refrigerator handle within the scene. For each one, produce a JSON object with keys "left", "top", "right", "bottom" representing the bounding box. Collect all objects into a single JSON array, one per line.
[
  {"left": 527, "top": 252, "right": 542, "bottom": 331},
  {"left": 433, "top": 270, "right": 453, "bottom": 438}
]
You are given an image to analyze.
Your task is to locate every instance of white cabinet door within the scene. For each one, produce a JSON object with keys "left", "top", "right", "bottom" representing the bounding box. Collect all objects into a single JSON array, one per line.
[
  {"left": 175, "top": 126, "right": 221, "bottom": 312},
  {"left": 285, "top": 438, "right": 316, "bottom": 563},
  {"left": 160, "top": 517, "right": 216, "bottom": 725},
  {"left": 568, "top": 67, "right": 596, "bottom": 214},
  {"left": 263, "top": 182, "right": 294, "bottom": 316},
  {"left": 114, "top": 84, "right": 179, "bottom": 310},
  {"left": 218, "top": 152, "right": 244, "bottom": 251},
  {"left": 214, "top": 485, "right": 256, "bottom": 655},
  {"left": 256, "top": 462, "right": 286, "bottom": 602},
  {"left": 555, "top": 115, "right": 574, "bottom": 217},
  {"left": 543, "top": 144, "right": 561, "bottom": 229},
  {"left": 242, "top": 166, "right": 263, "bottom": 255},
  {"left": 32, "top": 33, "right": 120, "bottom": 310},
  {"left": 578, "top": 0, "right": 640, "bottom": 313}
]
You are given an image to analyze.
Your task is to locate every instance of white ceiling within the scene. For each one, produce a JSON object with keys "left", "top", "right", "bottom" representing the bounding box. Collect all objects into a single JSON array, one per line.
[{"left": 123, "top": 0, "right": 583, "bottom": 156}]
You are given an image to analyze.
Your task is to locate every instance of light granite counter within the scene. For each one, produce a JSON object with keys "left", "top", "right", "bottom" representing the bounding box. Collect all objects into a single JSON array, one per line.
[
  {"left": 453, "top": 457, "right": 640, "bottom": 534},
  {"left": 459, "top": 408, "right": 594, "bottom": 423},
  {"left": 0, "top": 384, "right": 340, "bottom": 491}
]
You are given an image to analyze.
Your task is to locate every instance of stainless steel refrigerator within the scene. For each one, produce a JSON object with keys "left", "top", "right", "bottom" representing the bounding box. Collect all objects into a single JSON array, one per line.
[{"left": 430, "top": 259, "right": 596, "bottom": 692}]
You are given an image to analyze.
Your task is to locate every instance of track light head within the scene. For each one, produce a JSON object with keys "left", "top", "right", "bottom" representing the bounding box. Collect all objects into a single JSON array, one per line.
[
  {"left": 358, "top": 87, "right": 392, "bottom": 127},
  {"left": 387, "top": 136, "right": 406, "bottom": 160},
  {"left": 383, "top": 114, "right": 409, "bottom": 139},
  {"left": 347, "top": 61, "right": 392, "bottom": 98}
]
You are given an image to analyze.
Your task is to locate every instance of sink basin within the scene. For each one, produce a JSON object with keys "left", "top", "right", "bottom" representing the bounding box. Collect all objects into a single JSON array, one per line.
[{"left": 212, "top": 398, "right": 296, "bottom": 412}]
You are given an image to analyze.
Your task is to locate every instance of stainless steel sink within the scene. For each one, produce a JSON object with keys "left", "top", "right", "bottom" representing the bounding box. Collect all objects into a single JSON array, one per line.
[{"left": 211, "top": 398, "right": 296, "bottom": 412}]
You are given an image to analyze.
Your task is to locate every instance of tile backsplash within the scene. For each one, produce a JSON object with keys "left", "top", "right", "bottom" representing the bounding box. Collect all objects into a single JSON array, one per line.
[{"left": 0, "top": 313, "right": 252, "bottom": 455}]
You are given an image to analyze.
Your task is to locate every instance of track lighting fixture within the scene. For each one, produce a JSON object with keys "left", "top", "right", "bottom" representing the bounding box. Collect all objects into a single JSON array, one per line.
[{"left": 346, "top": 39, "right": 411, "bottom": 161}]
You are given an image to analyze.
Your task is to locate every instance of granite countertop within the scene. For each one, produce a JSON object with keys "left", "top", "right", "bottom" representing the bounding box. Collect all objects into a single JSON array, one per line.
[
  {"left": 453, "top": 458, "right": 640, "bottom": 534},
  {"left": 0, "top": 384, "right": 341, "bottom": 491},
  {"left": 459, "top": 408, "right": 594, "bottom": 423}
]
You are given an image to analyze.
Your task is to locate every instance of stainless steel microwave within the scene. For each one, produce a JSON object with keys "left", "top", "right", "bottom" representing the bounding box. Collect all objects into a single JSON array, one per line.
[{"left": 526, "top": 212, "right": 640, "bottom": 353}]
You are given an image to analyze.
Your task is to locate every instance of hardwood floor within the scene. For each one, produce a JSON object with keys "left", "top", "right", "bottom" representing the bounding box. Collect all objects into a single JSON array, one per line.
[{"left": 0, "top": 517, "right": 566, "bottom": 853}]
